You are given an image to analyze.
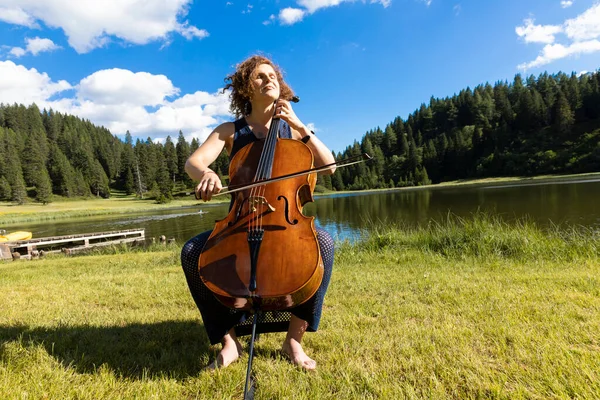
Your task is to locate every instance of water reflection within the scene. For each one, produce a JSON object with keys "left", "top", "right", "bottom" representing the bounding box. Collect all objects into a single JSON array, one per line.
[
  {"left": 309, "top": 179, "right": 600, "bottom": 241},
  {"left": 5, "top": 179, "right": 600, "bottom": 244}
]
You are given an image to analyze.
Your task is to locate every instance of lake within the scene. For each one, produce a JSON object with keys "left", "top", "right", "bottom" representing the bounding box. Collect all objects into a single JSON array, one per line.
[{"left": 5, "top": 177, "right": 600, "bottom": 244}]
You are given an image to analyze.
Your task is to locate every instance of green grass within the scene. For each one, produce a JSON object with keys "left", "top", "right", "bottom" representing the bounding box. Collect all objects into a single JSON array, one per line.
[
  {"left": 1, "top": 217, "right": 599, "bottom": 399},
  {"left": 0, "top": 195, "right": 229, "bottom": 225}
]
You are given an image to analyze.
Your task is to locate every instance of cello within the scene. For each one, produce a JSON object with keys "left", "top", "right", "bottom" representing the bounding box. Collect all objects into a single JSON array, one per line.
[
  {"left": 198, "top": 98, "right": 323, "bottom": 312},
  {"left": 198, "top": 98, "right": 322, "bottom": 399}
]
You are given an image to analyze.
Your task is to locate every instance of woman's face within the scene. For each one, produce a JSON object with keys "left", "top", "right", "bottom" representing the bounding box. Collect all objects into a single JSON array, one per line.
[{"left": 250, "top": 63, "right": 280, "bottom": 102}]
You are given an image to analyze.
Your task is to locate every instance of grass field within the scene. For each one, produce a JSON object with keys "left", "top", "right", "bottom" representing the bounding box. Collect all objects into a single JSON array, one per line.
[
  {"left": 1, "top": 216, "right": 599, "bottom": 399},
  {"left": 0, "top": 191, "right": 227, "bottom": 225}
]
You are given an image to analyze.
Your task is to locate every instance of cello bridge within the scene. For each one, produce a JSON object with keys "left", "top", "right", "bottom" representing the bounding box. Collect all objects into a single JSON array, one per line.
[{"left": 248, "top": 196, "right": 275, "bottom": 213}]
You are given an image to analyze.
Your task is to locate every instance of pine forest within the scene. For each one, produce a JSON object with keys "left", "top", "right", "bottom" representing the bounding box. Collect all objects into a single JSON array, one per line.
[{"left": 1, "top": 70, "right": 599, "bottom": 204}]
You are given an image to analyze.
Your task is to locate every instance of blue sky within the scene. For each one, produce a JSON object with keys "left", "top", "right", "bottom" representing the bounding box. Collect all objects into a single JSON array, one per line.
[{"left": 0, "top": 0, "right": 599, "bottom": 153}]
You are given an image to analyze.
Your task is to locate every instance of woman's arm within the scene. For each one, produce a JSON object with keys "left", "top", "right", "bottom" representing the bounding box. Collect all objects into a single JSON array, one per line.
[
  {"left": 292, "top": 125, "right": 336, "bottom": 175},
  {"left": 185, "top": 122, "right": 234, "bottom": 201},
  {"left": 275, "top": 100, "right": 336, "bottom": 175}
]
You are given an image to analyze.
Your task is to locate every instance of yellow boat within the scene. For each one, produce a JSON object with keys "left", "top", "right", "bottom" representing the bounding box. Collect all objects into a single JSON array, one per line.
[{"left": 0, "top": 231, "right": 33, "bottom": 242}]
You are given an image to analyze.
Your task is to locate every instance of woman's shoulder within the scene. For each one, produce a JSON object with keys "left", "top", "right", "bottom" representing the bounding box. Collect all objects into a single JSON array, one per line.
[
  {"left": 215, "top": 121, "right": 236, "bottom": 131},
  {"left": 213, "top": 121, "right": 236, "bottom": 139}
]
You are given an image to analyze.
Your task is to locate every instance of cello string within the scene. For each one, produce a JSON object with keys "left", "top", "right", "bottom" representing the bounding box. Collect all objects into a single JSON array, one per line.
[
  {"left": 260, "top": 116, "right": 279, "bottom": 232},
  {"left": 256, "top": 101, "right": 279, "bottom": 232},
  {"left": 249, "top": 101, "right": 276, "bottom": 232}
]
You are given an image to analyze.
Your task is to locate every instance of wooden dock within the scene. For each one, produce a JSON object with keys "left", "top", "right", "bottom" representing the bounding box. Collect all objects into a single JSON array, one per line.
[{"left": 0, "top": 229, "right": 145, "bottom": 260}]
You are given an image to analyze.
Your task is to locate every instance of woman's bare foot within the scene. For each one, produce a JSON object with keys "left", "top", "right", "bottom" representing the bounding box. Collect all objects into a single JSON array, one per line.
[
  {"left": 205, "top": 330, "right": 243, "bottom": 370},
  {"left": 282, "top": 338, "right": 316, "bottom": 371}
]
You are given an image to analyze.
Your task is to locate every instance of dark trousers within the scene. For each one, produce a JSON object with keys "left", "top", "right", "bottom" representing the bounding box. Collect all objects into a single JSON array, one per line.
[{"left": 181, "top": 229, "right": 335, "bottom": 344}]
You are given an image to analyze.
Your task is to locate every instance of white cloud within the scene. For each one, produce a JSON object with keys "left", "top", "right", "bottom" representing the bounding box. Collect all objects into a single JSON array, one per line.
[
  {"left": 515, "top": 18, "right": 563, "bottom": 44},
  {"left": 263, "top": 14, "right": 276, "bottom": 25},
  {"left": 26, "top": 37, "right": 60, "bottom": 55},
  {"left": 280, "top": 8, "right": 306, "bottom": 25},
  {"left": 0, "top": 60, "right": 72, "bottom": 105},
  {"left": 0, "top": 60, "right": 232, "bottom": 143},
  {"left": 78, "top": 69, "right": 179, "bottom": 106},
  {"left": 453, "top": 4, "right": 461, "bottom": 15},
  {"left": 176, "top": 23, "right": 209, "bottom": 40},
  {"left": 0, "top": 0, "right": 209, "bottom": 53},
  {"left": 518, "top": 40, "right": 600, "bottom": 70},
  {"left": 564, "top": 3, "right": 600, "bottom": 41},
  {"left": 297, "top": 0, "right": 391, "bottom": 13},
  {"left": 561, "top": 1, "right": 573, "bottom": 8},
  {"left": 9, "top": 47, "right": 26, "bottom": 57},
  {"left": 517, "top": 3, "right": 600, "bottom": 70},
  {"left": 279, "top": 0, "right": 391, "bottom": 25},
  {"left": 8, "top": 37, "right": 61, "bottom": 58},
  {"left": 297, "top": 0, "right": 346, "bottom": 14},
  {"left": 0, "top": 7, "right": 37, "bottom": 27},
  {"left": 241, "top": 3, "right": 253, "bottom": 14}
]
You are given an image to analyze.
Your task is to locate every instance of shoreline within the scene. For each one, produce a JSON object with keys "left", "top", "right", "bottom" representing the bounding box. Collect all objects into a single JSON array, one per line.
[
  {"left": 318, "top": 171, "right": 600, "bottom": 197},
  {"left": 2, "top": 171, "right": 599, "bottom": 225}
]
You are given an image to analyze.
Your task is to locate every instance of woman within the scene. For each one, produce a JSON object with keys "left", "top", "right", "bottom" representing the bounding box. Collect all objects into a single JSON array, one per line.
[{"left": 181, "top": 55, "right": 336, "bottom": 371}]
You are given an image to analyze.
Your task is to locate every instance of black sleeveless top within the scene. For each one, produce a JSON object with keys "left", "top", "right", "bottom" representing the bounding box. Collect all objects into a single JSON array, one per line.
[{"left": 229, "top": 118, "right": 293, "bottom": 161}]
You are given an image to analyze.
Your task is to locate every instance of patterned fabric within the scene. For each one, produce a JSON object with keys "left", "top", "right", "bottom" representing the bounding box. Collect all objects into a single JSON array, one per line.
[{"left": 180, "top": 117, "right": 334, "bottom": 344}]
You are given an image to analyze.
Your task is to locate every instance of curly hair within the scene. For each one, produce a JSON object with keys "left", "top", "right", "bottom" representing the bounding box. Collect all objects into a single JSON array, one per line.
[{"left": 223, "top": 55, "right": 295, "bottom": 118}]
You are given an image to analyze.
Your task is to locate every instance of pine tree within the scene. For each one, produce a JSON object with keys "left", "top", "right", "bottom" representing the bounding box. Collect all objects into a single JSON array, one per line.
[
  {"left": 420, "top": 104, "right": 434, "bottom": 137},
  {"left": 553, "top": 90, "right": 574, "bottom": 137},
  {"left": 10, "top": 176, "right": 26, "bottom": 204},
  {"left": 516, "top": 89, "right": 535, "bottom": 132},
  {"left": 316, "top": 174, "right": 333, "bottom": 191},
  {"left": 176, "top": 131, "right": 191, "bottom": 183},
  {"left": 90, "top": 159, "right": 110, "bottom": 197},
  {"left": 34, "top": 169, "right": 53, "bottom": 204},
  {"left": 421, "top": 166, "right": 431, "bottom": 185},
  {"left": 124, "top": 168, "right": 135, "bottom": 195},
  {"left": 3, "top": 104, "right": 27, "bottom": 138},
  {"left": 21, "top": 134, "right": 47, "bottom": 187},
  {"left": 2, "top": 128, "right": 27, "bottom": 204},
  {"left": 118, "top": 131, "right": 135, "bottom": 193},
  {"left": 47, "top": 143, "right": 77, "bottom": 196},
  {"left": 156, "top": 153, "right": 173, "bottom": 202},
  {"left": 163, "top": 136, "right": 178, "bottom": 183},
  {"left": 190, "top": 137, "right": 200, "bottom": 153},
  {"left": 73, "top": 169, "right": 90, "bottom": 197},
  {"left": 0, "top": 176, "right": 11, "bottom": 201},
  {"left": 446, "top": 100, "right": 459, "bottom": 131},
  {"left": 494, "top": 83, "right": 514, "bottom": 126},
  {"left": 25, "top": 104, "right": 49, "bottom": 162},
  {"left": 383, "top": 125, "right": 397, "bottom": 157},
  {"left": 398, "top": 133, "right": 409, "bottom": 157},
  {"left": 406, "top": 137, "right": 420, "bottom": 173}
]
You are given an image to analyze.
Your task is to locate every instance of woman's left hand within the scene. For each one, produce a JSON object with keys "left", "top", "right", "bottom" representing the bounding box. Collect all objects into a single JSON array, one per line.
[{"left": 275, "top": 99, "right": 305, "bottom": 132}]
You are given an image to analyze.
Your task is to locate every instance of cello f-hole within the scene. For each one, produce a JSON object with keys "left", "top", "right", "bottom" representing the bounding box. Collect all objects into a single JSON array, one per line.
[{"left": 277, "top": 195, "right": 298, "bottom": 225}]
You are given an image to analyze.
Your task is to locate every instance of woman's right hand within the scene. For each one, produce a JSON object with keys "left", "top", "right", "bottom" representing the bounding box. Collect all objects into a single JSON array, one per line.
[{"left": 195, "top": 170, "right": 222, "bottom": 201}]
